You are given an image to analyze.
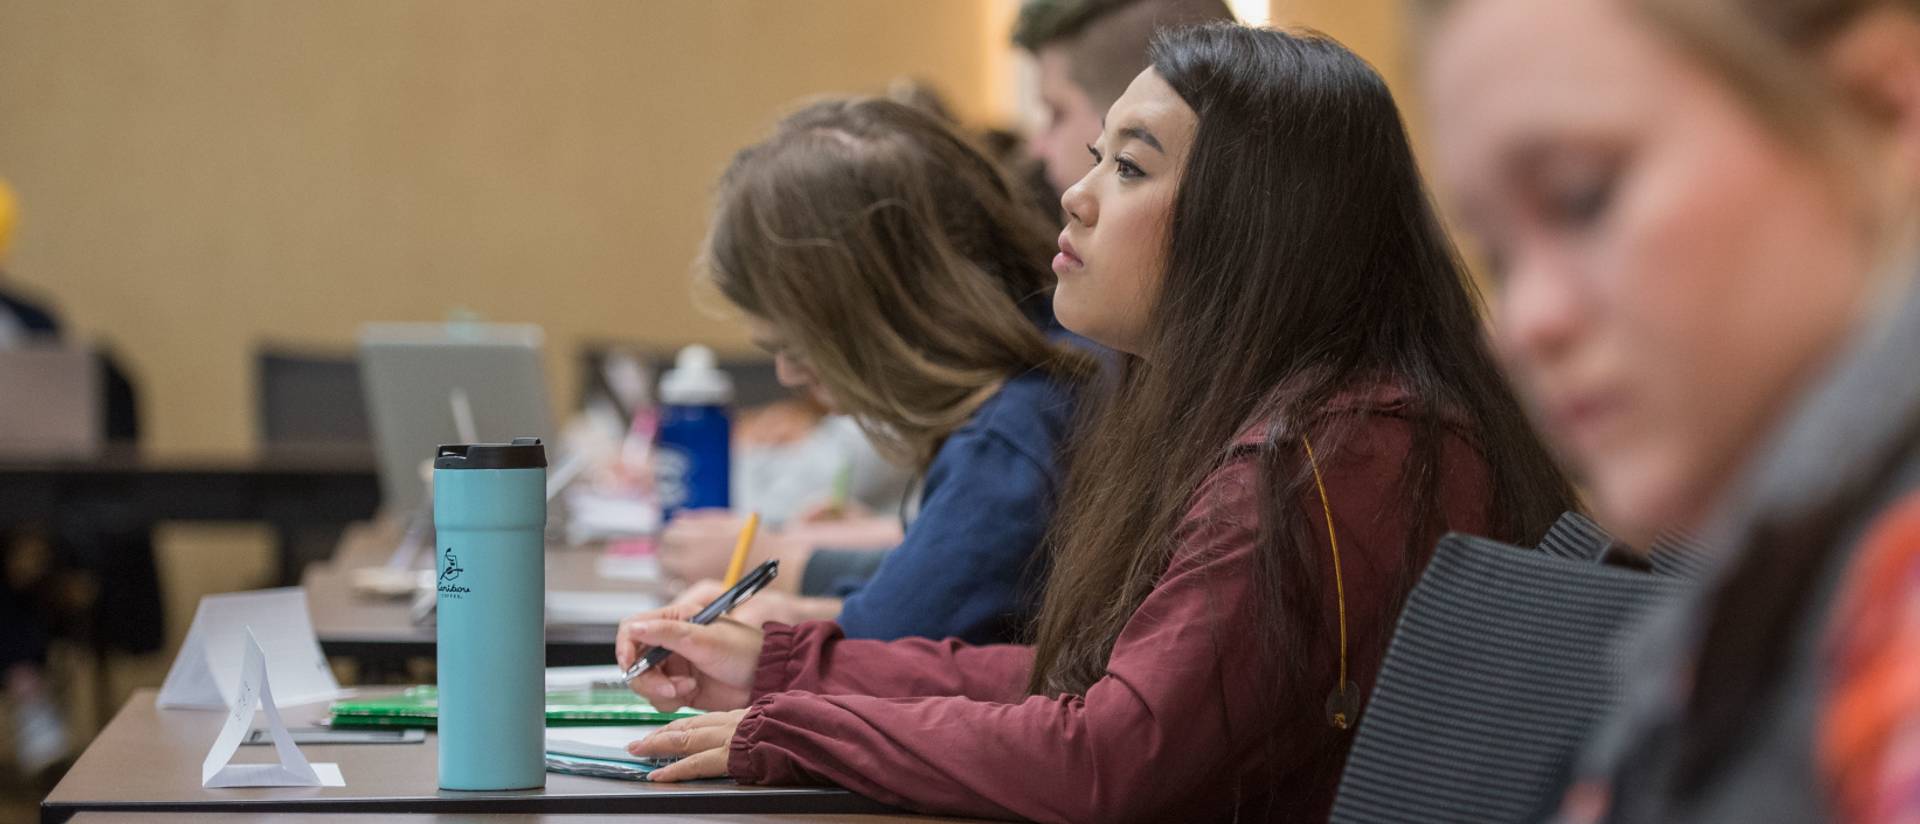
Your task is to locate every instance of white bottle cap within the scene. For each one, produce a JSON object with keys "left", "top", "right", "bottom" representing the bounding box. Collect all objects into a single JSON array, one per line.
[{"left": 658, "top": 344, "right": 734, "bottom": 406}]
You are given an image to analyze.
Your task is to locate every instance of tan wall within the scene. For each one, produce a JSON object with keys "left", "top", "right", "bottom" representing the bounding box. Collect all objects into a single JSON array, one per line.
[
  {"left": 1274, "top": 0, "right": 1417, "bottom": 132},
  {"left": 0, "top": 0, "right": 1004, "bottom": 457},
  {"left": 1274, "top": 0, "right": 1410, "bottom": 89}
]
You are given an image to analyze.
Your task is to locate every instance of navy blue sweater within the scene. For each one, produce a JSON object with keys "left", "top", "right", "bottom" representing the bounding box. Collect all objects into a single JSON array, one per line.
[{"left": 822, "top": 325, "right": 1091, "bottom": 645}]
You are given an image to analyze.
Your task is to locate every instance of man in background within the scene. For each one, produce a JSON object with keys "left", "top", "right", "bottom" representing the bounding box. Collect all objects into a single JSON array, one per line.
[
  {"left": 0, "top": 179, "right": 160, "bottom": 783},
  {"left": 0, "top": 181, "right": 57, "bottom": 346},
  {"left": 0, "top": 177, "right": 70, "bottom": 780},
  {"left": 1012, "top": 0, "right": 1235, "bottom": 198}
]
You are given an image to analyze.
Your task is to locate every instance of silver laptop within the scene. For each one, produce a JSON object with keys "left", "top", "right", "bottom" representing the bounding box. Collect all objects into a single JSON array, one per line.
[
  {"left": 0, "top": 346, "right": 100, "bottom": 459},
  {"left": 358, "top": 323, "right": 554, "bottom": 515}
]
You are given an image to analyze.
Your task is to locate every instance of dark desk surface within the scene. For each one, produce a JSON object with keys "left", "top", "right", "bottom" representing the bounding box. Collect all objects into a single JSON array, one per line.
[
  {"left": 0, "top": 445, "right": 379, "bottom": 528},
  {"left": 0, "top": 444, "right": 378, "bottom": 475},
  {"left": 43, "top": 690, "right": 910, "bottom": 824},
  {"left": 0, "top": 444, "right": 383, "bottom": 587},
  {"left": 306, "top": 525, "right": 669, "bottom": 666},
  {"left": 64, "top": 813, "right": 991, "bottom": 823}
]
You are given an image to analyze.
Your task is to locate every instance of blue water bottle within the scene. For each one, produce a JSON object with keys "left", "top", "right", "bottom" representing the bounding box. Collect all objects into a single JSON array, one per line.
[
  {"left": 655, "top": 345, "right": 733, "bottom": 518},
  {"left": 433, "top": 438, "right": 547, "bottom": 791}
]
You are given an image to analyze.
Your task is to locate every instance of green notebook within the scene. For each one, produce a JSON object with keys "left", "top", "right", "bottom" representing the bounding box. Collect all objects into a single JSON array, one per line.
[{"left": 329, "top": 686, "right": 701, "bottom": 729}]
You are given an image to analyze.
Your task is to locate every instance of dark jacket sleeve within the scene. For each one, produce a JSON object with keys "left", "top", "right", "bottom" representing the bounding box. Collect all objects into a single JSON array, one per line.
[
  {"left": 833, "top": 426, "right": 1056, "bottom": 643},
  {"left": 0, "top": 286, "right": 62, "bottom": 336},
  {"left": 799, "top": 547, "right": 890, "bottom": 597}
]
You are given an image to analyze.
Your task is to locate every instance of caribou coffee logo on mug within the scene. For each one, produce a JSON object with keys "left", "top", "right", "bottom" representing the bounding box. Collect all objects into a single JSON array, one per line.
[{"left": 438, "top": 547, "right": 471, "bottom": 597}]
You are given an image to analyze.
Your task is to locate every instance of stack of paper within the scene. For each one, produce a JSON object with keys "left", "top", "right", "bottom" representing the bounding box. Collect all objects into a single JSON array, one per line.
[{"left": 545, "top": 725, "right": 675, "bottom": 782}]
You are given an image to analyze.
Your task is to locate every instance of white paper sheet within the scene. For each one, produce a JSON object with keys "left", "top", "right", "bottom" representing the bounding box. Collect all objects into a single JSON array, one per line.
[
  {"left": 545, "top": 590, "right": 663, "bottom": 626},
  {"left": 545, "top": 724, "right": 671, "bottom": 765},
  {"left": 565, "top": 490, "right": 661, "bottom": 542},
  {"left": 544, "top": 665, "right": 628, "bottom": 690},
  {"left": 594, "top": 552, "right": 662, "bottom": 582},
  {"left": 201, "top": 629, "right": 345, "bottom": 788},
  {"left": 158, "top": 588, "right": 342, "bottom": 710}
]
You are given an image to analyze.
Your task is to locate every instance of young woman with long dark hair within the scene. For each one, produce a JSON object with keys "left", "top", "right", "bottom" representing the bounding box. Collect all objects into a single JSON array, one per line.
[{"left": 615, "top": 24, "right": 1573, "bottom": 822}]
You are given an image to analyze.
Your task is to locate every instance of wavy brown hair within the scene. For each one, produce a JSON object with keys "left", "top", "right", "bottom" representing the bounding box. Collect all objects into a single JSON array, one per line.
[
  {"left": 705, "top": 98, "right": 1099, "bottom": 467},
  {"left": 1026, "top": 24, "right": 1575, "bottom": 699}
]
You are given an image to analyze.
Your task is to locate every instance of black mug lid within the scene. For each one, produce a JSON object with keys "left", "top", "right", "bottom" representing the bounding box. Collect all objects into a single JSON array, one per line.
[{"left": 434, "top": 437, "right": 548, "bottom": 470}]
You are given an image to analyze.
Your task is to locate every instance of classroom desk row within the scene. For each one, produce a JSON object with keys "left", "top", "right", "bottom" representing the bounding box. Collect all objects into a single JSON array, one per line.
[
  {"left": 65, "top": 816, "right": 973, "bottom": 824},
  {"left": 42, "top": 689, "right": 991, "bottom": 824},
  {"left": 42, "top": 523, "right": 992, "bottom": 822}
]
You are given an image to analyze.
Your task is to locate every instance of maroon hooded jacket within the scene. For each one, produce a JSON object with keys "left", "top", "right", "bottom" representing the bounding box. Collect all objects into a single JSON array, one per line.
[{"left": 728, "top": 388, "right": 1493, "bottom": 822}]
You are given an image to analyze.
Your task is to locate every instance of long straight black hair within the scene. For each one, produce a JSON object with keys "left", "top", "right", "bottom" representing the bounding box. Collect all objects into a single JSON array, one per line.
[{"left": 1028, "top": 23, "right": 1576, "bottom": 706}]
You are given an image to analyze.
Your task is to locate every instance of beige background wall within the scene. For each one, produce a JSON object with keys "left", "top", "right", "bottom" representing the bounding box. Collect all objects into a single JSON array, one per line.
[
  {"left": 1274, "top": 0, "right": 1411, "bottom": 92},
  {"left": 1274, "top": 0, "right": 1422, "bottom": 157},
  {"left": 0, "top": 0, "right": 1407, "bottom": 459},
  {"left": 0, "top": 0, "right": 1008, "bottom": 457}
]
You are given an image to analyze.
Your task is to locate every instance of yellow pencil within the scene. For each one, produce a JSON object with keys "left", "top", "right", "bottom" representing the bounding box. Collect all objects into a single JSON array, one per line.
[{"left": 722, "top": 512, "right": 762, "bottom": 588}]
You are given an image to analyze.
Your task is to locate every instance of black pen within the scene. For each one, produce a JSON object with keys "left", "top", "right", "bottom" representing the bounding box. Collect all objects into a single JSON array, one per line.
[{"left": 621, "top": 559, "right": 779, "bottom": 682}]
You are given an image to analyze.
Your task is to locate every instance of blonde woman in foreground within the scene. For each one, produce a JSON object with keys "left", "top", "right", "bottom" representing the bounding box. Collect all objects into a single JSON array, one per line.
[{"left": 1420, "top": 0, "right": 1920, "bottom": 820}]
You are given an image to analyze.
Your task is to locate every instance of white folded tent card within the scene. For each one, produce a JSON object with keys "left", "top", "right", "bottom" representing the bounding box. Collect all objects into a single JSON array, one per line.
[
  {"left": 158, "top": 588, "right": 342, "bottom": 710},
  {"left": 201, "top": 628, "right": 344, "bottom": 788}
]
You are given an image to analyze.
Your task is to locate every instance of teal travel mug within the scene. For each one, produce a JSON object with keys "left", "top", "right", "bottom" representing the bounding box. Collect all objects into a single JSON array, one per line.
[{"left": 433, "top": 438, "right": 547, "bottom": 791}]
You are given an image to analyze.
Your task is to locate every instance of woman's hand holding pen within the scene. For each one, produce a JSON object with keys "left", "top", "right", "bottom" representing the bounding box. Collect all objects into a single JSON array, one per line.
[{"left": 614, "top": 602, "right": 765, "bottom": 713}]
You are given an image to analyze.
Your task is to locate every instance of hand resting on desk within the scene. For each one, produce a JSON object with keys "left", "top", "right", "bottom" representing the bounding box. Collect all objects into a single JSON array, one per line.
[{"left": 626, "top": 709, "right": 746, "bottom": 782}]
